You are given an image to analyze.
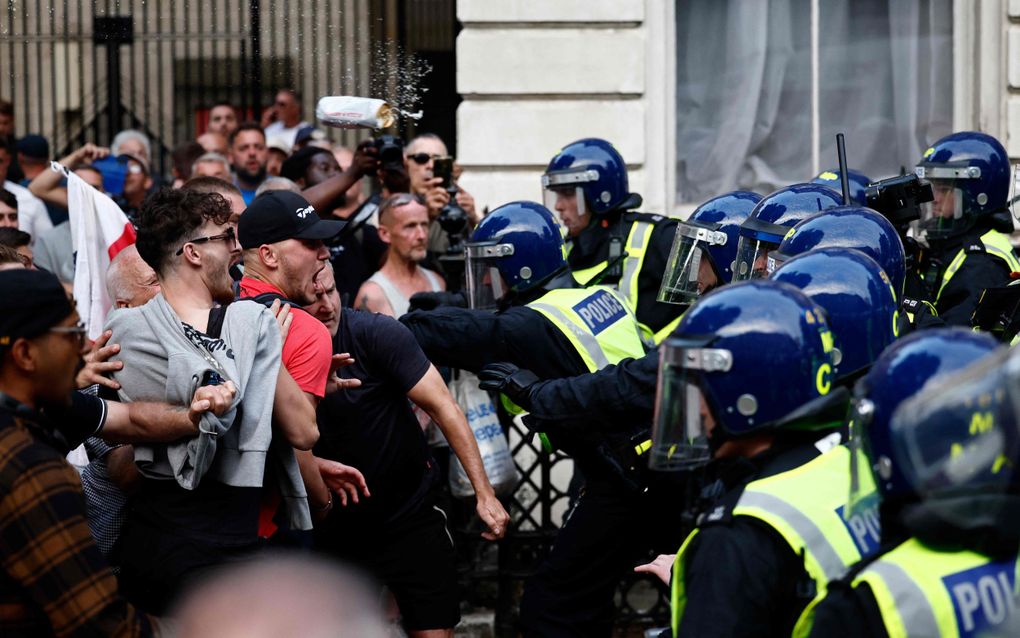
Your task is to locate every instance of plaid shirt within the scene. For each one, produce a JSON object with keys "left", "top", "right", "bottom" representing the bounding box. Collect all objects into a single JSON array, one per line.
[{"left": 0, "top": 408, "right": 155, "bottom": 637}]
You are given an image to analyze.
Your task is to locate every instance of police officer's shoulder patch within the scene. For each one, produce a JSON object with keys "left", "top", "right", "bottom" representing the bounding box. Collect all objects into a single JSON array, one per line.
[
  {"left": 624, "top": 211, "right": 668, "bottom": 225},
  {"left": 965, "top": 242, "right": 987, "bottom": 254}
]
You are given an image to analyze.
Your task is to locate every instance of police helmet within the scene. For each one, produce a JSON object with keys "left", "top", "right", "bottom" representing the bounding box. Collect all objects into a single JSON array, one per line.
[
  {"left": 811, "top": 168, "right": 872, "bottom": 206},
  {"left": 767, "top": 206, "right": 907, "bottom": 299},
  {"left": 732, "top": 183, "right": 843, "bottom": 281},
  {"left": 650, "top": 280, "right": 836, "bottom": 470},
  {"left": 914, "top": 131, "right": 1012, "bottom": 242},
  {"left": 771, "top": 248, "right": 898, "bottom": 383},
  {"left": 465, "top": 201, "right": 567, "bottom": 309},
  {"left": 541, "top": 138, "right": 636, "bottom": 219},
  {"left": 888, "top": 342, "right": 1019, "bottom": 535},
  {"left": 658, "top": 191, "right": 762, "bottom": 304}
]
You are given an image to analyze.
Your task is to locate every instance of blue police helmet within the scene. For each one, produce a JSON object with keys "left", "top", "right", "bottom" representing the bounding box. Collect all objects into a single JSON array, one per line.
[
  {"left": 468, "top": 200, "right": 567, "bottom": 294},
  {"left": 543, "top": 138, "right": 632, "bottom": 216},
  {"left": 917, "top": 131, "right": 1011, "bottom": 218},
  {"left": 811, "top": 169, "right": 872, "bottom": 206},
  {"left": 677, "top": 279, "right": 836, "bottom": 437},
  {"left": 688, "top": 190, "right": 762, "bottom": 283},
  {"left": 771, "top": 248, "right": 898, "bottom": 383},
  {"left": 771, "top": 206, "right": 907, "bottom": 299},
  {"left": 859, "top": 328, "right": 999, "bottom": 502}
]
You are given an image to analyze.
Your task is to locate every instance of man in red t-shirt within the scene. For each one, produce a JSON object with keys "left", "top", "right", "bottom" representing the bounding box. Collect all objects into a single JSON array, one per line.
[{"left": 237, "top": 190, "right": 368, "bottom": 522}]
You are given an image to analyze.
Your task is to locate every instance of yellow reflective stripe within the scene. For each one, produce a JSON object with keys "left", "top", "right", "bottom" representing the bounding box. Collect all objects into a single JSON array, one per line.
[
  {"left": 671, "top": 529, "right": 700, "bottom": 636},
  {"left": 860, "top": 558, "right": 940, "bottom": 638},
  {"left": 634, "top": 439, "right": 652, "bottom": 455},
  {"left": 529, "top": 301, "right": 610, "bottom": 371},
  {"left": 938, "top": 231, "right": 1020, "bottom": 303},
  {"left": 572, "top": 262, "right": 604, "bottom": 286},
  {"left": 619, "top": 221, "right": 653, "bottom": 307},
  {"left": 652, "top": 312, "right": 685, "bottom": 345}
]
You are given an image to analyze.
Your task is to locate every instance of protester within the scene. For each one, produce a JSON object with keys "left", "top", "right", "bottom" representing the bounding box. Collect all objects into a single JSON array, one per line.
[
  {"left": 0, "top": 227, "right": 33, "bottom": 268},
  {"left": 196, "top": 131, "right": 229, "bottom": 157},
  {"left": 266, "top": 137, "right": 290, "bottom": 177},
  {"left": 356, "top": 193, "right": 443, "bottom": 316},
  {"left": 0, "top": 188, "right": 17, "bottom": 229},
  {"left": 188, "top": 154, "right": 233, "bottom": 185},
  {"left": 170, "top": 141, "right": 206, "bottom": 187},
  {"left": 229, "top": 122, "right": 269, "bottom": 205},
  {"left": 1, "top": 138, "right": 50, "bottom": 243},
  {"left": 262, "top": 89, "right": 309, "bottom": 149},
  {"left": 206, "top": 103, "right": 239, "bottom": 137}
]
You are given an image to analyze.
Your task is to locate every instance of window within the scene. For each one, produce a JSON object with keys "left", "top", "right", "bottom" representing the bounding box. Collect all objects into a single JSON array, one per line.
[{"left": 674, "top": 0, "right": 954, "bottom": 204}]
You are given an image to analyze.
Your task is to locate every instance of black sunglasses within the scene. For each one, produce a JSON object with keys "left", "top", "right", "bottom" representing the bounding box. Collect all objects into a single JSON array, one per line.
[
  {"left": 407, "top": 152, "right": 444, "bottom": 165},
  {"left": 176, "top": 227, "right": 237, "bottom": 255}
]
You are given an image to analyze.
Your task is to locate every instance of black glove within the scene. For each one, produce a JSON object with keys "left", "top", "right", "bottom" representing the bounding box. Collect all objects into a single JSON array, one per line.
[
  {"left": 478, "top": 362, "right": 540, "bottom": 410},
  {"left": 408, "top": 290, "right": 467, "bottom": 312}
]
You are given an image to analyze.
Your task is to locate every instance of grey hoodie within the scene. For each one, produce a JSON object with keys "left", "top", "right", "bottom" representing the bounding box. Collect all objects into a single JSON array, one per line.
[{"left": 105, "top": 293, "right": 311, "bottom": 531}]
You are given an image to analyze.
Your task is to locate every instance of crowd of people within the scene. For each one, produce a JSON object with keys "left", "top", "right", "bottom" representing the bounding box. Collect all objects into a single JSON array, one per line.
[{"left": 3, "top": 80, "right": 1020, "bottom": 638}]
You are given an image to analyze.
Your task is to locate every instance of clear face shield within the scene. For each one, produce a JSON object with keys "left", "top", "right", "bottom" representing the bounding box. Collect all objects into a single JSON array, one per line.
[
  {"left": 649, "top": 337, "right": 733, "bottom": 471},
  {"left": 914, "top": 163, "right": 979, "bottom": 239},
  {"left": 845, "top": 394, "right": 881, "bottom": 520},
  {"left": 891, "top": 347, "right": 1020, "bottom": 528},
  {"left": 464, "top": 242, "right": 513, "bottom": 310},
  {"left": 541, "top": 169, "right": 594, "bottom": 223},
  {"left": 732, "top": 218, "right": 788, "bottom": 281},
  {"left": 658, "top": 222, "right": 728, "bottom": 304}
]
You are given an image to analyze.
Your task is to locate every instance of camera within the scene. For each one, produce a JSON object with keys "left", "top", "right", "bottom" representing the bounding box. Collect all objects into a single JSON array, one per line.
[
  {"left": 372, "top": 135, "right": 406, "bottom": 171},
  {"left": 864, "top": 173, "right": 934, "bottom": 232},
  {"left": 432, "top": 156, "right": 469, "bottom": 255}
]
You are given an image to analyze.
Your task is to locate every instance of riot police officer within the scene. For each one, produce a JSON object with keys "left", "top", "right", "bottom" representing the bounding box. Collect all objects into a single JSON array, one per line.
[
  {"left": 804, "top": 329, "right": 1009, "bottom": 638},
  {"left": 542, "top": 138, "right": 682, "bottom": 342},
  {"left": 482, "top": 190, "right": 762, "bottom": 452},
  {"left": 909, "top": 131, "right": 1020, "bottom": 325},
  {"left": 731, "top": 183, "right": 843, "bottom": 281},
  {"left": 400, "top": 200, "right": 649, "bottom": 638},
  {"left": 639, "top": 280, "right": 881, "bottom": 637}
]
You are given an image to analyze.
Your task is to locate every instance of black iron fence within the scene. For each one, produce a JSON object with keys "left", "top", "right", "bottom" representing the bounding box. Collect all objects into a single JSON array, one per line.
[{"left": 0, "top": 0, "right": 375, "bottom": 176}]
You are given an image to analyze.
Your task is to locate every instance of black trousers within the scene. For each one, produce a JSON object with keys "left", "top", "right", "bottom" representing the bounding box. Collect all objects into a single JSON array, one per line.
[{"left": 518, "top": 474, "right": 687, "bottom": 638}]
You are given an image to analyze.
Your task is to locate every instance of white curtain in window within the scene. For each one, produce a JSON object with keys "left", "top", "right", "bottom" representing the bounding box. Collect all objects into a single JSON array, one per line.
[{"left": 675, "top": 0, "right": 953, "bottom": 204}]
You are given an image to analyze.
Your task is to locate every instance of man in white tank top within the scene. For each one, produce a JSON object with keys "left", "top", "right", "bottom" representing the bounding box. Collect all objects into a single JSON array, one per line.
[{"left": 356, "top": 193, "right": 444, "bottom": 318}]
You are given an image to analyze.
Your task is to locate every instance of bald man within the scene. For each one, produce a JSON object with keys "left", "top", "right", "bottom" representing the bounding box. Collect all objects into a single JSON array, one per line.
[{"left": 197, "top": 132, "right": 229, "bottom": 157}]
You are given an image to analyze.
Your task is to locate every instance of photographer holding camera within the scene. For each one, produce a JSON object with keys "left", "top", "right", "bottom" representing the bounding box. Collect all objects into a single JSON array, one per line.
[{"left": 404, "top": 134, "right": 480, "bottom": 260}]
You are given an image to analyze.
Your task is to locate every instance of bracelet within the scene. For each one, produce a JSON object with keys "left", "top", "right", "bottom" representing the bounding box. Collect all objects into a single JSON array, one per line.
[{"left": 313, "top": 490, "right": 334, "bottom": 514}]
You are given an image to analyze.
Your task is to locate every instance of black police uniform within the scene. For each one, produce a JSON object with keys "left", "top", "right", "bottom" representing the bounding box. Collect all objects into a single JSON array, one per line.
[
  {"left": 907, "top": 218, "right": 1018, "bottom": 326},
  {"left": 400, "top": 300, "right": 682, "bottom": 638},
  {"left": 676, "top": 434, "right": 842, "bottom": 638},
  {"left": 569, "top": 210, "right": 681, "bottom": 335}
]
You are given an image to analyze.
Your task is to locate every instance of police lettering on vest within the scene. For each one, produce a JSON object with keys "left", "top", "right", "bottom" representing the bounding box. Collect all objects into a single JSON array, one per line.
[
  {"left": 573, "top": 289, "right": 627, "bottom": 336},
  {"left": 945, "top": 561, "right": 1017, "bottom": 637}
]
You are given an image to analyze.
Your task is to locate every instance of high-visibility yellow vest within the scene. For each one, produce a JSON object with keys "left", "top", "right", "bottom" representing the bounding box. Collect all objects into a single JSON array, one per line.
[
  {"left": 936, "top": 230, "right": 1020, "bottom": 304},
  {"left": 838, "top": 537, "right": 1020, "bottom": 638},
  {"left": 526, "top": 285, "right": 647, "bottom": 373},
  {"left": 570, "top": 219, "right": 669, "bottom": 343},
  {"left": 671, "top": 444, "right": 880, "bottom": 636}
]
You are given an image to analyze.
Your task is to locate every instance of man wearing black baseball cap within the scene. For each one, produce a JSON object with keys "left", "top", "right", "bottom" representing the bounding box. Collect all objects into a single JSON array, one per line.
[
  {"left": 237, "top": 190, "right": 367, "bottom": 541},
  {"left": 0, "top": 268, "right": 157, "bottom": 635}
]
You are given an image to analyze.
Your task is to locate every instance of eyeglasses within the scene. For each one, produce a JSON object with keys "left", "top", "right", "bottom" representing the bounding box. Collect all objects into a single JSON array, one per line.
[
  {"left": 49, "top": 321, "right": 88, "bottom": 347},
  {"left": 176, "top": 226, "right": 237, "bottom": 255},
  {"left": 407, "top": 152, "right": 445, "bottom": 165}
]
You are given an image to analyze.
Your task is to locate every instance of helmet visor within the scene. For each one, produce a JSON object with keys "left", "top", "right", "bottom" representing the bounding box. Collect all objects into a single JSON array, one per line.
[
  {"left": 891, "top": 346, "right": 1020, "bottom": 526},
  {"left": 649, "top": 338, "right": 732, "bottom": 471},
  {"left": 733, "top": 218, "right": 788, "bottom": 281},
  {"left": 542, "top": 169, "right": 592, "bottom": 220},
  {"left": 657, "top": 222, "right": 728, "bottom": 304},
  {"left": 465, "top": 243, "right": 511, "bottom": 310},
  {"left": 846, "top": 396, "right": 881, "bottom": 520},
  {"left": 915, "top": 163, "right": 980, "bottom": 240}
]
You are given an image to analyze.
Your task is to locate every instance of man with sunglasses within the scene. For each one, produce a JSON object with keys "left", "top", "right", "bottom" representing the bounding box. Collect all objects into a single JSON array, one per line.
[
  {"left": 106, "top": 187, "right": 322, "bottom": 614},
  {"left": 0, "top": 268, "right": 159, "bottom": 636},
  {"left": 404, "top": 134, "right": 480, "bottom": 252}
]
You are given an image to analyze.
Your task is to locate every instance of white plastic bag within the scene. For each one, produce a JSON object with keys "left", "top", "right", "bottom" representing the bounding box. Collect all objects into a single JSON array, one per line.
[
  {"left": 316, "top": 96, "right": 395, "bottom": 129},
  {"left": 448, "top": 370, "right": 519, "bottom": 497}
]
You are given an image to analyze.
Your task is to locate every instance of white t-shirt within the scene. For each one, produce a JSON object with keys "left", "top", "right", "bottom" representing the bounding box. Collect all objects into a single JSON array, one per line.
[
  {"left": 264, "top": 120, "right": 309, "bottom": 150},
  {"left": 5, "top": 180, "right": 52, "bottom": 245}
]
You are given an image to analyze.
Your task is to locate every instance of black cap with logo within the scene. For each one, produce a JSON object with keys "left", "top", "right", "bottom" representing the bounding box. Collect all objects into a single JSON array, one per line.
[{"left": 237, "top": 190, "right": 345, "bottom": 249}]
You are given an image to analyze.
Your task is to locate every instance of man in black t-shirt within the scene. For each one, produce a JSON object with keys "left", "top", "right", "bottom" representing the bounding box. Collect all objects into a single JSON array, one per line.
[{"left": 306, "top": 265, "right": 508, "bottom": 637}]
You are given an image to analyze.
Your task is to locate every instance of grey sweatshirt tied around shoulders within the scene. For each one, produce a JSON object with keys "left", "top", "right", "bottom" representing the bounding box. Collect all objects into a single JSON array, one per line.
[{"left": 105, "top": 292, "right": 312, "bottom": 531}]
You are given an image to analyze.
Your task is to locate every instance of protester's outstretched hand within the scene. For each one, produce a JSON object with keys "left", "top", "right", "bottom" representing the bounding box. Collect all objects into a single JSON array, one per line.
[
  {"left": 188, "top": 381, "right": 238, "bottom": 426},
  {"left": 268, "top": 299, "right": 293, "bottom": 341},
  {"left": 476, "top": 493, "right": 511, "bottom": 541},
  {"left": 316, "top": 457, "right": 370, "bottom": 505},
  {"left": 76, "top": 329, "right": 123, "bottom": 390},
  {"left": 325, "top": 353, "right": 362, "bottom": 394},
  {"left": 634, "top": 554, "right": 675, "bottom": 586},
  {"left": 351, "top": 140, "right": 380, "bottom": 177}
]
